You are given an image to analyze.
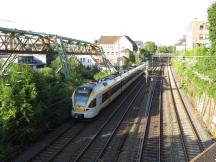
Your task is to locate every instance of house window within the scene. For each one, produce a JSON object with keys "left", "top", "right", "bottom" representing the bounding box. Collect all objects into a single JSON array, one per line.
[
  {"left": 18, "top": 56, "right": 34, "bottom": 64},
  {"left": 200, "top": 25, "right": 204, "bottom": 30},
  {"left": 205, "top": 25, "right": 209, "bottom": 30},
  {"left": 199, "top": 34, "right": 204, "bottom": 40},
  {"left": 205, "top": 34, "right": 209, "bottom": 39},
  {"left": 83, "top": 58, "right": 85, "bottom": 62}
]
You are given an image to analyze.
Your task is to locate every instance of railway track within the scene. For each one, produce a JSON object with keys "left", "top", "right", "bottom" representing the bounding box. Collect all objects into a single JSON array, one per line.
[
  {"left": 84, "top": 67, "right": 162, "bottom": 162},
  {"left": 164, "top": 65, "right": 204, "bottom": 161},
  {"left": 91, "top": 75, "right": 151, "bottom": 162},
  {"left": 123, "top": 65, "right": 210, "bottom": 162},
  {"left": 15, "top": 74, "right": 146, "bottom": 162},
  {"left": 161, "top": 66, "right": 187, "bottom": 161},
  {"left": 127, "top": 67, "right": 162, "bottom": 162},
  {"left": 72, "top": 77, "right": 147, "bottom": 162},
  {"left": 60, "top": 76, "right": 147, "bottom": 162},
  {"left": 139, "top": 69, "right": 162, "bottom": 162},
  {"left": 108, "top": 67, "right": 163, "bottom": 162},
  {"left": 15, "top": 66, "right": 213, "bottom": 162}
]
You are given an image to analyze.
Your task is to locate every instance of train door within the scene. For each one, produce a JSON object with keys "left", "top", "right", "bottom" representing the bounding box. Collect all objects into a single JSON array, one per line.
[
  {"left": 102, "top": 87, "right": 112, "bottom": 105},
  {"left": 107, "top": 87, "right": 112, "bottom": 103},
  {"left": 96, "top": 93, "right": 102, "bottom": 107}
]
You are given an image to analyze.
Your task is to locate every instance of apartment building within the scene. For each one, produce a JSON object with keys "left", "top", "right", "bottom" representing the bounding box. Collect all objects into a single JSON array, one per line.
[
  {"left": 98, "top": 35, "right": 138, "bottom": 66},
  {"left": 186, "top": 19, "right": 209, "bottom": 49}
]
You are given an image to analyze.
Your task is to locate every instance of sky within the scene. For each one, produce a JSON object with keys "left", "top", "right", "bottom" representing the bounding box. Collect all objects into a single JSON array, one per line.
[{"left": 0, "top": 0, "right": 213, "bottom": 45}]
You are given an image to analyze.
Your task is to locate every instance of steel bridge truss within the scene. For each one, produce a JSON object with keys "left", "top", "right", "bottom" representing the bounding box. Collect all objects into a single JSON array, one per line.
[{"left": 0, "top": 27, "right": 115, "bottom": 79}]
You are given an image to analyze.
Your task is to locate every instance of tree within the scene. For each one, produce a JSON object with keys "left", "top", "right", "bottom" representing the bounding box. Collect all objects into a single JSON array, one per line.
[
  {"left": 139, "top": 49, "right": 150, "bottom": 61},
  {"left": 208, "top": 2, "right": 216, "bottom": 56},
  {"left": 157, "top": 45, "right": 176, "bottom": 53},
  {"left": 167, "top": 46, "right": 176, "bottom": 53},
  {"left": 157, "top": 46, "right": 169, "bottom": 53},
  {"left": 143, "top": 41, "right": 157, "bottom": 54},
  {"left": 139, "top": 41, "right": 158, "bottom": 61},
  {"left": 122, "top": 52, "right": 136, "bottom": 68},
  {"left": 0, "top": 64, "right": 37, "bottom": 143},
  {"left": 128, "top": 52, "right": 136, "bottom": 63},
  {"left": 123, "top": 56, "right": 130, "bottom": 68}
]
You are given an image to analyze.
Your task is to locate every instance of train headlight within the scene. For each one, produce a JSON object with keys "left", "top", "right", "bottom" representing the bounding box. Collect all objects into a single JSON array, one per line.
[{"left": 73, "top": 106, "right": 85, "bottom": 112}]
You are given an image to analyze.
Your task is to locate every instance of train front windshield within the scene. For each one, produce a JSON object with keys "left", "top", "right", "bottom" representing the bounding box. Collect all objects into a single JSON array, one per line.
[{"left": 74, "top": 87, "right": 92, "bottom": 107}]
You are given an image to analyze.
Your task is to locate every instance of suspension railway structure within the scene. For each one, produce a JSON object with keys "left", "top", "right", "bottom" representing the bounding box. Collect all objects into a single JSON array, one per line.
[{"left": 0, "top": 27, "right": 115, "bottom": 79}]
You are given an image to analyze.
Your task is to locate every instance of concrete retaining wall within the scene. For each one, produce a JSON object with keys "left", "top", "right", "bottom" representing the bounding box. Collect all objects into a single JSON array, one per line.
[{"left": 194, "top": 95, "right": 216, "bottom": 138}]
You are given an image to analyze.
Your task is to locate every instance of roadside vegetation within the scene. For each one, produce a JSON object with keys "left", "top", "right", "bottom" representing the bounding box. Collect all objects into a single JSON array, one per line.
[
  {"left": 1, "top": 40, "right": 164, "bottom": 159},
  {"left": 93, "top": 70, "right": 110, "bottom": 80},
  {"left": 123, "top": 51, "right": 136, "bottom": 68},
  {"left": 123, "top": 41, "right": 175, "bottom": 67},
  {"left": 172, "top": 2, "right": 216, "bottom": 101},
  {"left": 0, "top": 57, "right": 107, "bottom": 160},
  {"left": 139, "top": 41, "right": 157, "bottom": 61}
]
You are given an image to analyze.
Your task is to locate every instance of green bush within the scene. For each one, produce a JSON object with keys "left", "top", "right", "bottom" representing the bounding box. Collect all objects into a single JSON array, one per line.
[
  {"left": 0, "top": 64, "right": 74, "bottom": 160},
  {"left": 93, "top": 70, "right": 110, "bottom": 80},
  {"left": 0, "top": 55, "right": 109, "bottom": 160},
  {"left": 208, "top": 2, "right": 216, "bottom": 55},
  {"left": 172, "top": 45, "right": 216, "bottom": 101}
]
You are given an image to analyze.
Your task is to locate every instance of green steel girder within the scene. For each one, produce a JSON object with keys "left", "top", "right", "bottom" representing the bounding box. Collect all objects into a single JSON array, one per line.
[
  {"left": 0, "top": 27, "right": 116, "bottom": 78},
  {"left": 54, "top": 37, "right": 71, "bottom": 79},
  {"left": 0, "top": 27, "right": 99, "bottom": 55}
]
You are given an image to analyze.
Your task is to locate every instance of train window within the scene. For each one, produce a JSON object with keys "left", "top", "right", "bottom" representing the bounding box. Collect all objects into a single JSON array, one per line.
[
  {"left": 102, "top": 92, "right": 108, "bottom": 102},
  {"left": 103, "top": 82, "right": 108, "bottom": 86},
  {"left": 74, "top": 87, "right": 93, "bottom": 107},
  {"left": 75, "top": 87, "right": 92, "bottom": 97},
  {"left": 112, "top": 83, "right": 121, "bottom": 94},
  {"left": 89, "top": 98, "right": 96, "bottom": 108},
  {"left": 102, "top": 89, "right": 112, "bottom": 103},
  {"left": 122, "top": 71, "right": 140, "bottom": 86}
]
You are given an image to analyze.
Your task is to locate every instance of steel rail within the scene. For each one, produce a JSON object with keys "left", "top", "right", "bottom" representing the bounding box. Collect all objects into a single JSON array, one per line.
[
  {"left": 93, "top": 78, "right": 146, "bottom": 162},
  {"left": 167, "top": 65, "right": 190, "bottom": 162},
  {"left": 136, "top": 67, "right": 162, "bottom": 162},
  {"left": 169, "top": 67, "right": 204, "bottom": 152},
  {"left": 29, "top": 122, "right": 86, "bottom": 162},
  {"left": 159, "top": 66, "right": 164, "bottom": 162}
]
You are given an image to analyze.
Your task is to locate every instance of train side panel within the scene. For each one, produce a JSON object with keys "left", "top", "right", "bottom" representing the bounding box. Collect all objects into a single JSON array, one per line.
[{"left": 71, "top": 64, "right": 145, "bottom": 119}]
